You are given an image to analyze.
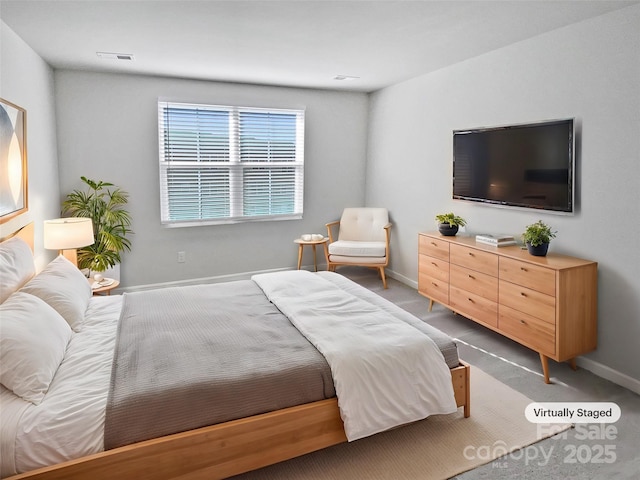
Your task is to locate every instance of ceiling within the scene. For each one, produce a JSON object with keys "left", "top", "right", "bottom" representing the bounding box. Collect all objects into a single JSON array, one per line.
[{"left": 1, "top": 0, "right": 637, "bottom": 92}]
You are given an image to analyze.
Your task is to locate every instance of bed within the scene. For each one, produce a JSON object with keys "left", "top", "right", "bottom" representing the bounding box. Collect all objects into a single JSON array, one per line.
[{"left": 0, "top": 223, "right": 470, "bottom": 480}]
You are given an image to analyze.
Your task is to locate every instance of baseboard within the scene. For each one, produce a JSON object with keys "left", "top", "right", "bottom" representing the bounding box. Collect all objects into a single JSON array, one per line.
[
  {"left": 125, "top": 266, "right": 418, "bottom": 293},
  {"left": 576, "top": 357, "right": 640, "bottom": 396},
  {"left": 386, "top": 268, "right": 417, "bottom": 289},
  {"left": 121, "top": 266, "right": 293, "bottom": 293}
]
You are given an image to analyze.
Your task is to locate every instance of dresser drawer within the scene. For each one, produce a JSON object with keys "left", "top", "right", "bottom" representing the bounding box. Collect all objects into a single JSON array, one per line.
[
  {"left": 499, "top": 304, "right": 556, "bottom": 356},
  {"left": 450, "top": 244, "right": 499, "bottom": 276},
  {"left": 419, "top": 273, "right": 449, "bottom": 305},
  {"left": 450, "top": 285, "right": 498, "bottom": 328},
  {"left": 450, "top": 263, "right": 498, "bottom": 302},
  {"left": 419, "top": 254, "right": 449, "bottom": 283},
  {"left": 419, "top": 235, "right": 450, "bottom": 262},
  {"left": 500, "top": 257, "right": 556, "bottom": 296},
  {"left": 499, "top": 280, "right": 555, "bottom": 324}
]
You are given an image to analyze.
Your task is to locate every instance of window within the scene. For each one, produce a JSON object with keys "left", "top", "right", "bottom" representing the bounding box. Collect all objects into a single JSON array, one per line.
[{"left": 158, "top": 101, "right": 305, "bottom": 227}]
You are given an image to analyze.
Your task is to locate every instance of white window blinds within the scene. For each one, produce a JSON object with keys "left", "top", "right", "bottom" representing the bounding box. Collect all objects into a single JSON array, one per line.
[{"left": 158, "top": 101, "right": 305, "bottom": 227}]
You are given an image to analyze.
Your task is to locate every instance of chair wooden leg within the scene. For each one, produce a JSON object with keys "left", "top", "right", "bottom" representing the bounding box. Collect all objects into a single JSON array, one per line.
[
  {"left": 322, "top": 243, "right": 329, "bottom": 269},
  {"left": 379, "top": 267, "right": 388, "bottom": 289}
]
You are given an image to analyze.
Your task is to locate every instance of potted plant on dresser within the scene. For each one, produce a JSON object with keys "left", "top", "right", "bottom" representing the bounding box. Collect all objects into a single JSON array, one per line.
[
  {"left": 522, "top": 220, "right": 556, "bottom": 256},
  {"left": 61, "top": 176, "right": 133, "bottom": 277},
  {"left": 435, "top": 212, "right": 466, "bottom": 236}
]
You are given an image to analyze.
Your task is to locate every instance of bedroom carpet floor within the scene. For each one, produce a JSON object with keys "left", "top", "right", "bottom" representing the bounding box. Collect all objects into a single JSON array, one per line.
[{"left": 339, "top": 267, "right": 640, "bottom": 480}]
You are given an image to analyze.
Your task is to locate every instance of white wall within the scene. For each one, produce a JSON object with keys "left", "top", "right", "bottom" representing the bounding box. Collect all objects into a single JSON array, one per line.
[
  {"left": 0, "top": 21, "right": 59, "bottom": 270},
  {"left": 367, "top": 5, "right": 640, "bottom": 383},
  {"left": 5, "top": 5, "right": 639, "bottom": 388},
  {"left": 54, "top": 71, "right": 369, "bottom": 287}
]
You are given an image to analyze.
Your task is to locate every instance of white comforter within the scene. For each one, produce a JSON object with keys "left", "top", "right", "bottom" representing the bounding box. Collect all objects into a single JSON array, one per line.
[{"left": 252, "top": 270, "right": 457, "bottom": 441}]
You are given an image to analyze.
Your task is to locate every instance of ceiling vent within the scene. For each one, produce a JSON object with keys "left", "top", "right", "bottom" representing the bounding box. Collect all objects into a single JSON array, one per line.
[
  {"left": 333, "top": 75, "right": 360, "bottom": 81},
  {"left": 97, "top": 52, "right": 135, "bottom": 61}
]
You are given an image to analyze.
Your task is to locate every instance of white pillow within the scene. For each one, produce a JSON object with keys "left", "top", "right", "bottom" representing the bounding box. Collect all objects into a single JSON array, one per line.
[
  {"left": 0, "top": 292, "right": 72, "bottom": 405},
  {"left": 0, "top": 236, "right": 35, "bottom": 304},
  {"left": 21, "top": 255, "right": 92, "bottom": 332}
]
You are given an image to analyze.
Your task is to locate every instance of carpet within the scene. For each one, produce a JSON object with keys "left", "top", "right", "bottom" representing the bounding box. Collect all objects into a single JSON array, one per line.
[{"left": 232, "top": 366, "right": 571, "bottom": 480}]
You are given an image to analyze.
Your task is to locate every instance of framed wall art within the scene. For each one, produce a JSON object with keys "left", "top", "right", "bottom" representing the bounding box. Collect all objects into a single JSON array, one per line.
[{"left": 0, "top": 98, "right": 28, "bottom": 224}]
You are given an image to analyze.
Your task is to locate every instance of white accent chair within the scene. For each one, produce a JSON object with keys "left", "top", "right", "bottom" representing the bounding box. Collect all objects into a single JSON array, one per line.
[{"left": 325, "top": 208, "right": 392, "bottom": 289}]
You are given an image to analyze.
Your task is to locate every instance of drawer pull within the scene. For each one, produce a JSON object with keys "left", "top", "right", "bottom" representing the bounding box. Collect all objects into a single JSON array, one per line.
[
  {"left": 520, "top": 267, "right": 528, "bottom": 272},
  {"left": 468, "top": 274, "right": 475, "bottom": 280},
  {"left": 520, "top": 292, "right": 527, "bottom": 297},
  {"left": 431, "top": 262, "right": 438, "bottom": 266},
  {"left": 467, "top": 298, "right": 474, "bottom": 303},
  {"left": 431, "top": 282, "right": 438, "bottom": 286},
  {"left": 431, "top": 242, "right": 437, "bottom": 246},
  {"left": 520, "top": 319, "right": 527, "bottom": 325},
  {"left": 468, "top": 252, "right": 475, "bottom": 257}
]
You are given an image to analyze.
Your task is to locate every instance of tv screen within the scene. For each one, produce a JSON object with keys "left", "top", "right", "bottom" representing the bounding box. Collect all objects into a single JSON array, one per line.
[{"left": 453, "top": 119, "right": 574, "bottom": 213}]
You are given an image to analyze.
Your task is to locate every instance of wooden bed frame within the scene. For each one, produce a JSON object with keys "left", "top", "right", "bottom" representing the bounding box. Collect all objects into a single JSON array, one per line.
[
  {"left": 3, "top": 223, "right": 471, "bottom": 480},
  {"left": 1, "top": 222, "right": 34, "bottom": 250}
]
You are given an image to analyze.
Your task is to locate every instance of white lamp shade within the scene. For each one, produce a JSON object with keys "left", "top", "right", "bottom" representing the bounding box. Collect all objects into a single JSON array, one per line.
[{"left": 44, "top": 218, "right": 95, "bottom": 250}]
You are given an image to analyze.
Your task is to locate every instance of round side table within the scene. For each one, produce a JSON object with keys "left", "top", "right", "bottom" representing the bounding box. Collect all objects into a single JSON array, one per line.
[
  {"left": 294, "top": 237, "right": 329, "bottom": 271},
  {"left": 91, "top": 278, "right": 120, "bottom": 296}
]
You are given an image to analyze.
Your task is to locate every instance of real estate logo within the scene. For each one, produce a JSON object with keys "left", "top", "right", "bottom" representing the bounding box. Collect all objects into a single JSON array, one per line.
[{"left": 462, "top": 402, "right": 620, "bottom": 469}]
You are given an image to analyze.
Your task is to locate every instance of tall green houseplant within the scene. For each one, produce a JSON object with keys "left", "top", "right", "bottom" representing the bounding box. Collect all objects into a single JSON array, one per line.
[{"left": 62, "top": 176, "right": 132, "bottom": 272}]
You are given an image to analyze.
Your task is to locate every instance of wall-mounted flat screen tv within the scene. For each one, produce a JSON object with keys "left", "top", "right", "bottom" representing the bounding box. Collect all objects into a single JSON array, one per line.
[{"left": 453, "top": 118, "right": 574, "bottom": 213}]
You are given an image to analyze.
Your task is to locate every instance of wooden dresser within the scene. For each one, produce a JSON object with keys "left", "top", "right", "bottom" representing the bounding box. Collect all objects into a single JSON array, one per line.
[{"left": 418, "top": 232, "right": 598, "bottom": 383}]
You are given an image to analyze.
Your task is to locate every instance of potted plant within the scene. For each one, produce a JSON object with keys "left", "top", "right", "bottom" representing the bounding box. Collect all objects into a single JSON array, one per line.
[
  {"left": 522, "top": 220, "right": 556, "bottom": 256},
  {"left": 61, "top": 176, "right": 133, "bottom": 273},
  {"left": 435, "top": 212, "right": 466, "bottom": 236}
]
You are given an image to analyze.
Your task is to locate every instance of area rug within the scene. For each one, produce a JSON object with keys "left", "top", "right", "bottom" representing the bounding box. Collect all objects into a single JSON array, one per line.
[{"left": 233, "top": 366, "right": 571, "bottom": 480}]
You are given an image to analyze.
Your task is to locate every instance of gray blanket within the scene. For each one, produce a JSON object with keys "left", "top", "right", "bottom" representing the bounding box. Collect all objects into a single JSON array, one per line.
[
  {"left": 104, "top": 280, "right": 335, "bottom": 449},
  {"left": 104, "top": 274, "right": 459, "bottom": 450}
]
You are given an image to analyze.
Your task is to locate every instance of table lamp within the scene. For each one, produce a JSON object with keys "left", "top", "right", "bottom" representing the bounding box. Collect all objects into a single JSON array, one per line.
[{"left": 44, "top": 218, "right": 94, "bottom": 267}]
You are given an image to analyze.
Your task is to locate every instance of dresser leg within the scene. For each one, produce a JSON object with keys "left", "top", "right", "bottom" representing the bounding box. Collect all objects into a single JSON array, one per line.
[
  {"left": 428, "top": 299, "right": 434, "bottom": 312},
  {"left": 539, "top": 353, "right": 551, "bottom": 384},
  {"left": 568, "top": 358, "right": 577, "bottom": 371}
]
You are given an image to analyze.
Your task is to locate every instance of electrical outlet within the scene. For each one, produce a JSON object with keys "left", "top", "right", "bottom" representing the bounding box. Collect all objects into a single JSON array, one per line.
[{"left": 177, "top": 251, "right": 186, "bottom": 263}]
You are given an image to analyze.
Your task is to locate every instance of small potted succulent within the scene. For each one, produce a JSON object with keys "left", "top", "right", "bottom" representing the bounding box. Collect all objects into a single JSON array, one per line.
[
  {"left": 435, "top": 212, "right": 466, "bottom": 236},
  {"left": 522, "top": 220, "right": 556, "bottom": 256}
]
